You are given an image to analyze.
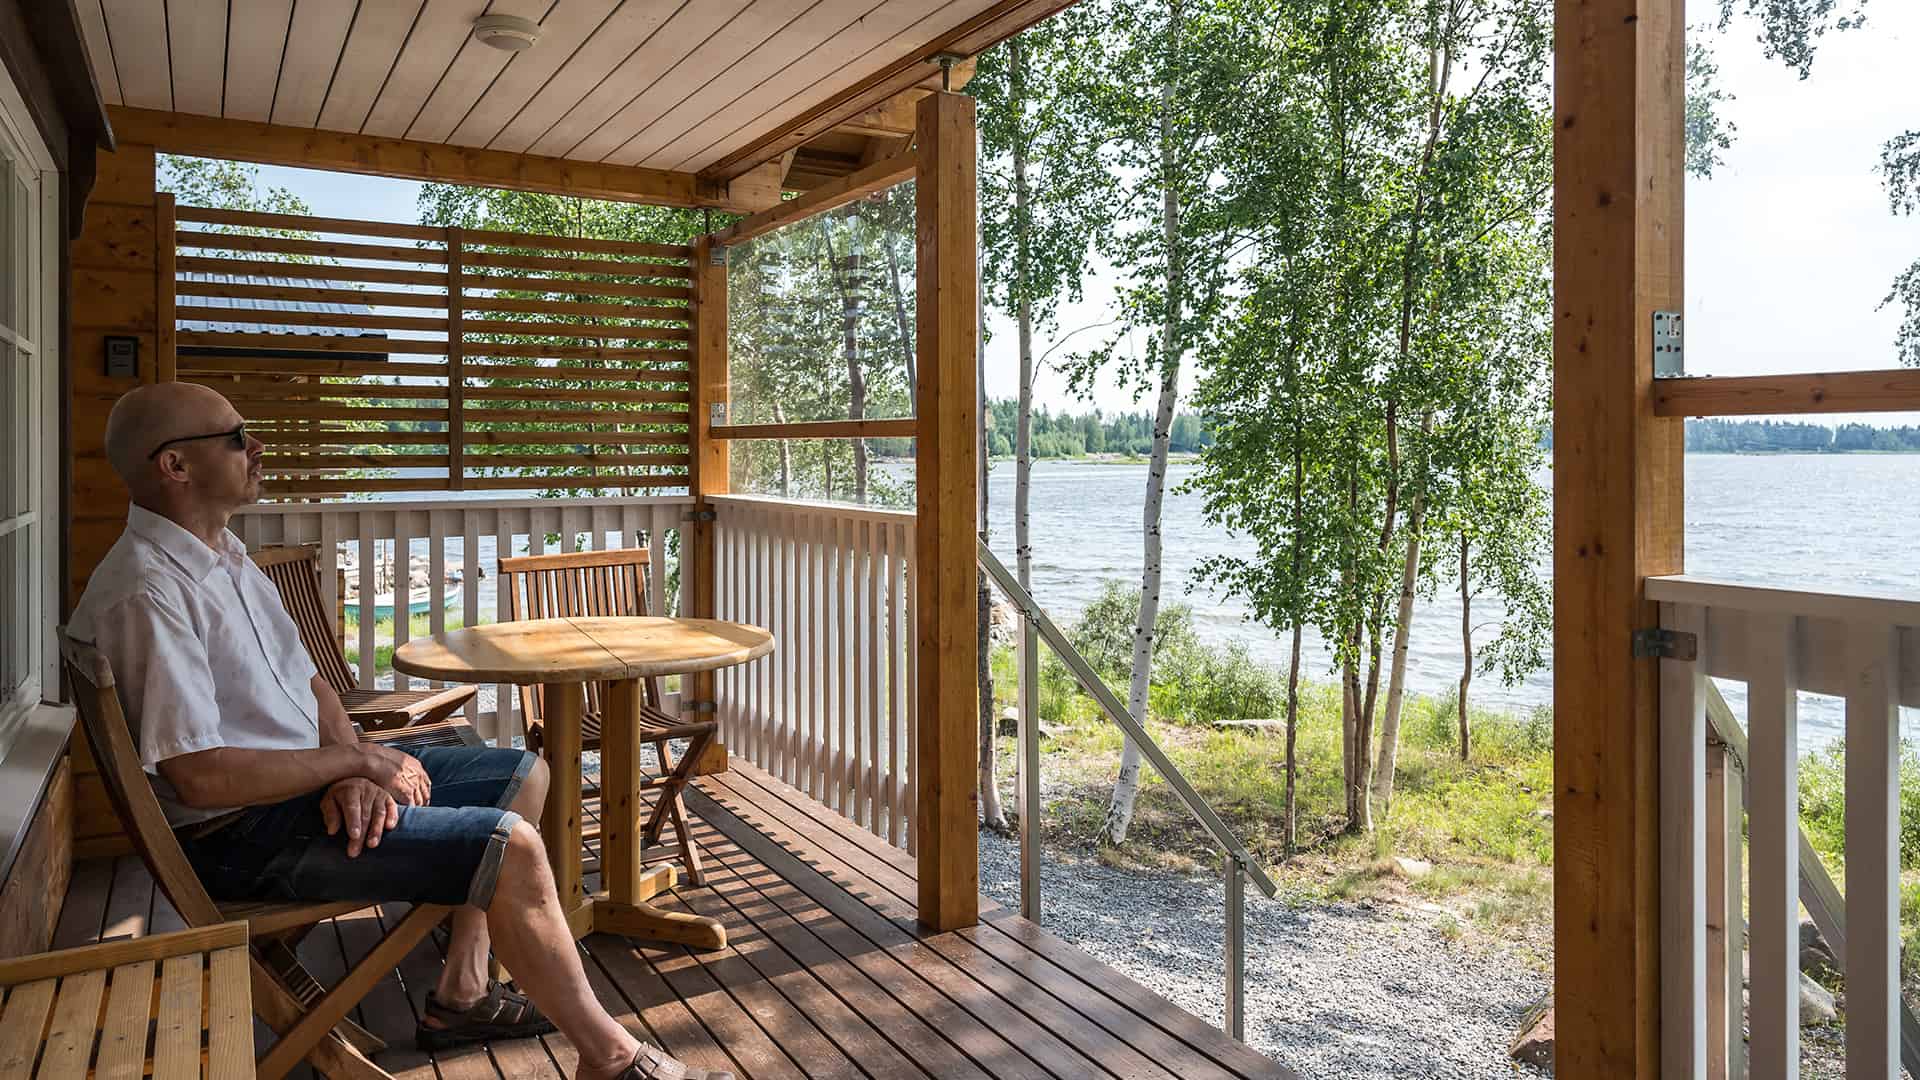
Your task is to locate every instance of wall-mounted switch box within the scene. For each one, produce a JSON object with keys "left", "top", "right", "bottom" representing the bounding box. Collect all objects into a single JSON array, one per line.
[{"left": 104, "top": 335, "right": 139, "bottom": 379}]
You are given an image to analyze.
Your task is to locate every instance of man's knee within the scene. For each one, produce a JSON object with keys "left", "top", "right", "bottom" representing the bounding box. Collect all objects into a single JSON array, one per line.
[
  {"left": 490, "top": 819, "right": 553, "bottom": 908},
  {"left": 519, "top": 753, "right": 550, "bottom": 816}
]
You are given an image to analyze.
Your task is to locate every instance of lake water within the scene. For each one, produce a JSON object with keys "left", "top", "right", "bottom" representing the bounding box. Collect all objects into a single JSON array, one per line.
[{"left": 977, "top": 453, "right": 1920, "bottom": 750}]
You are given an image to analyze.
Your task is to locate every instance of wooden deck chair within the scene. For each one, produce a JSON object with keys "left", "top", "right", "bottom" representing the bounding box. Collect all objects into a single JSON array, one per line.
[
  {"left": 59, "top": 629, "right": 451, "bottom": 1080},
  {"left": 252, "top": 545, "right": 476, "bottom": 732},
  {"left": 0, "top": 921, "right": 255, "bottom": 1079},
  {"left": 497, "top": 547, "right": 724, "bottom": 885}
]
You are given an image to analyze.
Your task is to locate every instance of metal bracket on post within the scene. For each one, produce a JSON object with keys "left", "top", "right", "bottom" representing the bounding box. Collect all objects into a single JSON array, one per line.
[
  {"left": 709, "top": 402, "right": 728, "bottom": 427},
  {"left": 709, "top": 243, "right": 727, "bottom": 267},
  {"left": 933, "top": 51, "right": 968, "bottom": 91},
  {"left": 686, "top": 509, "right": 717, "bottom": 523},
  {"left": 1653, "top": 310, "right": 1684, "bottom": 378},
  {"left": 684, "top": 700, "right": 717, "bottom": 714},
  {"left": 1633, "top": 626, "right": 1697, "bottom": 661}
]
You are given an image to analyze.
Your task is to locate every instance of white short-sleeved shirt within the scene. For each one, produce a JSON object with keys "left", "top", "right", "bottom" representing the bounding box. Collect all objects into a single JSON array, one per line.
[{"left": 70, "top": 505, "right": 321, "bottom": 826}]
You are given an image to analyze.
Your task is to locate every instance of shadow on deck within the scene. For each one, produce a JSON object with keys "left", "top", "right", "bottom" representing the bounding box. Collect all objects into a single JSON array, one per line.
[{"left": 55, "top": 760, "right": 1291, "bottom": 1080}]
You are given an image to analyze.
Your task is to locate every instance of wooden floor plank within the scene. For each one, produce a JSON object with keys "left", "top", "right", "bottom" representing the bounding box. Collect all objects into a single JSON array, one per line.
[
  {"left": 674, "top": 855, "right": 934, "bottom": 1079},
  {"left": 379, "top": 903, "right": 501, "bottom": 1080},
  {"left": 694, "top": 777, "right": 1183, "bottom": 1080},
  {"left": 586, "top": 933, "right": 741, "bottom": 1077},
  {"left": 709, "top": 764, "right": 1290, "bottom": 1079},
  {"left": 334, "top": 906, "right": 438, "bottom": 1080},
  {"left": 51, "top": 857, "right": 114, "bottom": 949},
  {"left": 98, "top": 855, "right": 154, "bottom": 942}
]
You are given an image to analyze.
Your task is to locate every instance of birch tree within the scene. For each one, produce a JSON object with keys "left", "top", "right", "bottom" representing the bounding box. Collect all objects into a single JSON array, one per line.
[{"left": 1036, "top": 0, "right": 1246, "bottom": 845}]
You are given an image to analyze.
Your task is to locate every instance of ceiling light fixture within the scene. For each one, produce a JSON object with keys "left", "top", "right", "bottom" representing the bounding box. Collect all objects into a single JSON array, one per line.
[{"left": 473, "top": 15, "right": 540, "bottom": 52}]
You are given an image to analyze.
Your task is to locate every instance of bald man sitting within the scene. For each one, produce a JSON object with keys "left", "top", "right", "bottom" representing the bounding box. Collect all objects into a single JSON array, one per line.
[{"left": 69, "top": 384, "right": 729, "bottom": 1080}]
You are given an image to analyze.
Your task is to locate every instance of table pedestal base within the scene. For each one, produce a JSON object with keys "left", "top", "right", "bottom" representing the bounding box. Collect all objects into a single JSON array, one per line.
[{"left": 559, "top": 866, "right": 728, "bottom": 950}]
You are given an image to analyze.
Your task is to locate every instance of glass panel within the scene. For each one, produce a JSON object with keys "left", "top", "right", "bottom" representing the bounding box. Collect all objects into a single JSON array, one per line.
[
  {"left": 727, "top": 438, "right": 914, "bottom": 508},
  {"left": 0, "top": 339, "right": 12, "bottom": 519},
  {"left": 726, "top": 183, "right": 916, "bottom": 426},
  {"left": 0, "top": 150, "right": 13, "bottom": 334},
  {"left": 13, "top": 174, "right": 29, "bottom": 343},
  {"left": 10, "top": 330, "right": 25, "bottom": 517},
  {"left": 12, "top": 517, "right": 29, "bottom": 698}
]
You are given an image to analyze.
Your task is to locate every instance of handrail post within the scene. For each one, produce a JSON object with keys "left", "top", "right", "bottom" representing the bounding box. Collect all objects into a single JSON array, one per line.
[
  {"left": 1018, "top": 611, "right": 1040, "bottom": 923},
  {"left": 1225, "top": 853, "right": 1244, "bottom": 1042}
]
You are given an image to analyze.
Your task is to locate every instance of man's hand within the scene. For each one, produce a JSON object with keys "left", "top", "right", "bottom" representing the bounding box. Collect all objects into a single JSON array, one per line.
[
  {"left": 359, "top": 744, "right": 432, "bottom": 806},
  {"left": 320, "top": 778, "right": 398, "bottom": 857}
]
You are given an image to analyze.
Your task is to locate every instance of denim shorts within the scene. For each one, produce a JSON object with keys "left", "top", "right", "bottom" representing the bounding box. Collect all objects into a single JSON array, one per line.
[{"left": 182, "top": 744, "right": 536, "bottom": 910}]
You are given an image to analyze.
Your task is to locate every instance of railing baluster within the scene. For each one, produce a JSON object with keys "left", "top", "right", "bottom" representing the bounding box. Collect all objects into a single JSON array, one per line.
[
  {"left": 902, "top": 519, "right": 917, "bottom": 855},
  {"left": 461, "top": 512, "right": 481, "bottom": 726},
  {"left": 1706, "top": 732, "right": 1741, "bottom": 1080},
  {"left": 1020, "top": 608, "right": 1041, "bottom": 923},
  {"left": 356, "top": 518, "right": 376, "bottom": 690},
  {"left": 1844, "top": 620, "right": 1901, "bottom": 1079},
  {"left": 1749, "top": 610, "right": 1801, "bottom": 1080},
  {"left": 865, "top": 519, "right": 881, "bottom": 837},
  {"left": 392, "top": 511, "right": 412, "bottom": 692},
  {"left": 885, "top": 520, "right": 902, "bottom": 847},
  {"left": 1660, "top": 602, "right": 1708, "bottom": 1078},
  {"left": 427, "top": 510, "right": 447, "bottom": 690},
  {"left": 494, "top": 510, "right": 514, "bottom": 743},
  {"left": 318, "top": 512, "right": 341, "bottom": 654}
]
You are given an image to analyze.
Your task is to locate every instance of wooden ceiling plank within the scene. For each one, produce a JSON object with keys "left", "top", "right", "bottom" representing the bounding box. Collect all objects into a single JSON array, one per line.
[
  {"left": 107, "top": 105, "right": 741, "bottom": 209},
  {"left": 481, "top": 0, "right": 680, "bottom": 154},
  {"left": 444, "top": 0, "right": 621, "bottom": 148},
  {"left": 164, "top": 0, "right": 226, "bottom": 116},
  {"left": 607, "top": 0, "right": 896, "bottom": 168},
  {"left": 76, "top": 0, "right": 122, "bottom": 105},
  {"left": 315, "top": 0, "right": 427, "bottom": 133},
  {"left": 222, "top": 0, "right": 295, "bottom": 123},
  {"left": 692, "top": 0, "right": 1071, "bottom": 179},
  {"left": 99, "top": 0, "right": 171, "bottom": 110},
  {"left": 525, "top": 0, "right": 752, "bottom": 160},
  {"left": 663, "top": 0, "right": 977, "bottom": 173},
  {"left": 269, "top": 0, "right": 360, "bottom": 128},
  {"left": 361, "top": 0, "right": 492, "bottom": 138},
  {"left": 405, "top": 0, "right": 556, "bottom": 145},
  {"left": 570, "top": 0, "right": 816, "bottom": 165}
]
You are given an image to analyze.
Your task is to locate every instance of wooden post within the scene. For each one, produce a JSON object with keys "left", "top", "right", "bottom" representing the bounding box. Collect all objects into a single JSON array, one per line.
[
  {"left": 1553, "top": 0, "right": 1686, "bottom": 1070},
  {"left": 445, "top": 226, "right": 465, "bottom": 490},
  {"left": 912, "top": 90, "right": 980, "bottom": 932},
  {"left": 688, "top": 235, "right": 729, "bottom": 711},
  {"left": 155, "top": 192, "right": 176, "bottom": 382}
]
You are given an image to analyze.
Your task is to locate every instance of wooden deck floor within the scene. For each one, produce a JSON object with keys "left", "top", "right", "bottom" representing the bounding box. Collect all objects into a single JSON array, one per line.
[{"left": 55, "top": 761, "right": 1291, "bottom": 1080}]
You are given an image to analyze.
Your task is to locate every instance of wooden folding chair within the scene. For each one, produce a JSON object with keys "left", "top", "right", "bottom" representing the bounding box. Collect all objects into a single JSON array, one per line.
[
  {"left": 497, "top": 547, "right": 724, "bottom": 885},
  {"left": 59, "top": 629, "right": 452, "bottom": 1080},
  {"left": 0, "top": 921, "right": 254, "bottom": 1078},
  {"left": 252, "top": 545, "right": 476, "bottom": 732}
]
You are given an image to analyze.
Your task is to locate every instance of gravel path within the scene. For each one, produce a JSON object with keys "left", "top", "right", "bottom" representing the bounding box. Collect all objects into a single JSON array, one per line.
[{"left": 980, "top": 832, "right": 1550, "bottom": 1079}]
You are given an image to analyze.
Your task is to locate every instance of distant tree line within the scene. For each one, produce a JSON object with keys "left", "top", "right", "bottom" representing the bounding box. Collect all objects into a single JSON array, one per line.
[
  {"left": 982, "top": 398, "right": 1213, "bottom": 458},
  {"left": 1686, "top": 418, "right": 1920, "bottom": 453}
]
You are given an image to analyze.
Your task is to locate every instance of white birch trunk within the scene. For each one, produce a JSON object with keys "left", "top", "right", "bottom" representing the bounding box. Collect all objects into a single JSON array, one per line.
[
  {"left": 1371, "top": 485, "right": 1427, "bottom": 812},
  {"left": 977, "top": 204, "right": 1006, "bottom": 831},
  {"left": 1458, "top": 535, "right": 1472, "bottom": 761},
  {"left": 1100, "top": 65, "right": 1183, "bottom": 846}
]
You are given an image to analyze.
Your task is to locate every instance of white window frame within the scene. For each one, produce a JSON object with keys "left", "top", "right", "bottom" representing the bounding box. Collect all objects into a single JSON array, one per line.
[{"left": 0, "top": 58, "right": 62, "bottom": 760}]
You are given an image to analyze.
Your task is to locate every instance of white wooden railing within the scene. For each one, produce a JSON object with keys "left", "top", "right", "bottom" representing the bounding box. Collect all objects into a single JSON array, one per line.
[
  {"left": 231, "top": 495, "right": 694, "bottom": 744},
  {"left": 1652, "top": 575, "right": 1920, "bottom": 1079},
  {"left": 709, "top": 495, "right": 919, "bottom": 852}
]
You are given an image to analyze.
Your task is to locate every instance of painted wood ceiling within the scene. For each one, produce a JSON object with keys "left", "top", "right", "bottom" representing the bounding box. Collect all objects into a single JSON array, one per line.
[{"left": 76, "top": 0, "right": 1019, "bottom": 178}]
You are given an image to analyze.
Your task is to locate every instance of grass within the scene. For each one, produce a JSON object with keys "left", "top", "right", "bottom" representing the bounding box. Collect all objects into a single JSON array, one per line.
[
  {"left": 341, "top": 610, "right": 477, "bottom": 671},
  {"left": 986, "top": 639, "right": 1558, "bottom": 958}
]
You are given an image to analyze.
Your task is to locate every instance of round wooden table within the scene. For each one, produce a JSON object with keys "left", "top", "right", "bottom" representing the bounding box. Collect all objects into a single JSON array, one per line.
[{"left": 392, "top": 616, "right": 774, "bottom": 951}]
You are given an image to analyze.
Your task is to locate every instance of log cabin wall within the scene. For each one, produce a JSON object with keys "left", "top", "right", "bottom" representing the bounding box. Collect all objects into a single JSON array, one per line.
[{"left": 67, "top": 141, "right": 159, "bottom": 858}]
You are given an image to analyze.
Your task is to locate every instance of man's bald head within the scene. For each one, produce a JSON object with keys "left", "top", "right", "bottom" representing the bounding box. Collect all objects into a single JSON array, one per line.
[{"left": 104, "top": 383, "right": 245, "bottom": 496}]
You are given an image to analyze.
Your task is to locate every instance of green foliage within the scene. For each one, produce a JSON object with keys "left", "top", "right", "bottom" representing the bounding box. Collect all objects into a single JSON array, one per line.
[
  {"left": 158, "top": 157, "right": 312, "bottom": 217},
  {"left": 1798, "top": 739, "right": 1920, "bottom": 872},
  {"left": 1714, "top": 0, "right": 1871, "bottom": 78},
  {"left": 1066, "top": 579, "right": 1199, "bottom": 686},
  {"left": 982, "top": 399, "right": 1209, "bottom": 458}
]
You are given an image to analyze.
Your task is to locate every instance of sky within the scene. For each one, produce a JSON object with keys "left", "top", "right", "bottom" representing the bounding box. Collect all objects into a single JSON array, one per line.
[{"left": 237, "top": 4, "right": 1920, "bottom": 418}]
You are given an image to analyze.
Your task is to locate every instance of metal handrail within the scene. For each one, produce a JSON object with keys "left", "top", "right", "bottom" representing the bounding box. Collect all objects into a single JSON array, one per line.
[{"left": 978, "top": 540, "right": 1275, "bottom": 1041}]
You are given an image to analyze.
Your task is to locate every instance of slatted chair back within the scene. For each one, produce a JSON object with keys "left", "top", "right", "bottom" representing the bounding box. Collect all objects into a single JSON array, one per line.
[
  {"left": 497, "top": 546, "right": 660, "bottom": 731},
  {"left": 58, "top": 629, "right": 226, "bottom": 930},
  {"left": 249, "top": 546, "right": 357, "bottom": 695}
]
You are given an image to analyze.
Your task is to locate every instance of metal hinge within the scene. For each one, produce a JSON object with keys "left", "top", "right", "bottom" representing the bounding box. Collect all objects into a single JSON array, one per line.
[
  {"left": 685, "top": 700, "right": 717, "bottom": 714},
  {"left": 709, "top": 402, "right": 728, "bottom": 427},
  {"left": 709, "top": 245, "right": 727, "bottom": 267},
  {"left": 685, "top": 508, "right": 717, "bottom": 523},
  {"left": 1652, "top": 311, "right": 1684, "bottom": 378},
  {"left": 1632, "top": 627, "right": 1697, "bottom": 661}
]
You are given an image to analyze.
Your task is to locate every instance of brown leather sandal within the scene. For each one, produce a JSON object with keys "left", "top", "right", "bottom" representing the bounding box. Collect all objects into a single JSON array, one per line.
[
  {"left": 416, "top": 979, "right": 557, "bottom": 1050},
  {"left": 615, "top": 1041, "right": 735, "bottom": 1080}
]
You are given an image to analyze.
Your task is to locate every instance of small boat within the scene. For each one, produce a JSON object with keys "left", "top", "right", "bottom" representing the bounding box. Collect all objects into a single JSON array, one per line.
[{"left": 342, "top": 581, "right": 462, "bottom": 621}]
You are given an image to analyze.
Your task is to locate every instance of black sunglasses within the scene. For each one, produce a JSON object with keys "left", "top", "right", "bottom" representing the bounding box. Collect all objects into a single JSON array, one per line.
[{"left": 148, "top": 423, "right": 248, "bottom": 460}]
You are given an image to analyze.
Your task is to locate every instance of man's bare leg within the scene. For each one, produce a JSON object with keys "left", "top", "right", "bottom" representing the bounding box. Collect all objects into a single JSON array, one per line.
[
  {"left": 433, "top": 754, "right": 550, "bottom": 1010},
  {"left": 485, "top": 820, "right": 644, "bottom": 1079}
]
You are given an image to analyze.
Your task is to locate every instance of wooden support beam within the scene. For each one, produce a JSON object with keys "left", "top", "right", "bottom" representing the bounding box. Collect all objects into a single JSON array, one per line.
[
  {"left": 687, "top": 235, "right": 729, "bottom": 712},
  {"left": 912, "top": 91, "right": 979, "bottom": 933},
  {"left": 713, "top": 149, "right": 917, "bottom": 248},
  {"left": 710, "top": 419, "right": 917, "bottom": 441},
  {"left": 1653, "top": 369, "right": 1920, "bottom": 416},
  {"left": 701, "top": 0, "right": 1069, "bottom": 183},
  {"left": 107, "top": 106, "right": 749, "bottom": 211},
  {"left": 1553, "top": 0, "right": 1686, "bottom": 1072}
]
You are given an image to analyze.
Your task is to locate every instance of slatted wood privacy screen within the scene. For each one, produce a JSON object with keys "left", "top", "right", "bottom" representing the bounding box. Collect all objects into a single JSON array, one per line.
[{"left": 169, "top": 205, "right": 694, "bottom": 496}]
